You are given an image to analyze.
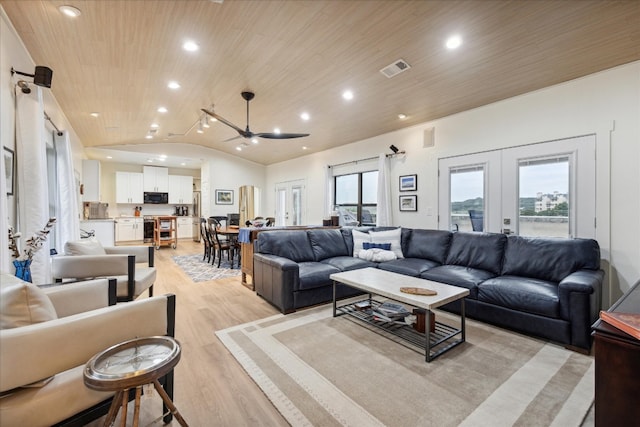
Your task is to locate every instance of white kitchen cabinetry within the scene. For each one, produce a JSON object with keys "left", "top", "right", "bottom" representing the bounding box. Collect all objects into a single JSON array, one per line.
[
  {"left": 143, "top": 166, "right": 169, "bottom": 192},
  {"left": 115, "top": 218, "right": 144, "bottom": 243},
  {"left": 82, "top": 159, "right": 101, "bottom": 201},
  {"left": 115, "top": 172, "right": 144, "bottom": 204},
  {"left": 168, "top": 175, "right": 193, "bottom": 204},
  {"left": 80, "top": 220, "right": 114, "bottom": 247},
  {"left": 177, "top": 217, "right": 193, "bottom": 239}
]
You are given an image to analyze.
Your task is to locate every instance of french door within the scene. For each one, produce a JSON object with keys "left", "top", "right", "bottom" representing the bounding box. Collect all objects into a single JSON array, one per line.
[
  {"left": 275, "top": 179, "right": 306, "bottom": 226},
  {"left": 438, "top": 135, "right": 596, "bottom": 239}
]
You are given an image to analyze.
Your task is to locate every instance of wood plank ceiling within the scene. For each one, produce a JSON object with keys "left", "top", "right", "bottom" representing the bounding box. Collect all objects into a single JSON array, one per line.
[{"left": 2, "top": 0, "right": 639, "bottom": 166}]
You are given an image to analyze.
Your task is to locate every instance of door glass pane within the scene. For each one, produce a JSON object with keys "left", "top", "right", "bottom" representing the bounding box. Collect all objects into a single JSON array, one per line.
[
  {"left": 450, "top": 167, "right": 484, "bottom": 232},
  {"left": 518, "top": 157, "right": 570, "bottom": 237},
  {"left": 276, "top": 188, "right": 286, "bottom": 225},
  {"left": 292, "top": 186, "right": 302, "bottom": 226},
  {"left": 335, "top": 174, "right": 358, "bottom": 204},
  {"left": 362, "top": 171, "right": 378, "bottom": 204}
]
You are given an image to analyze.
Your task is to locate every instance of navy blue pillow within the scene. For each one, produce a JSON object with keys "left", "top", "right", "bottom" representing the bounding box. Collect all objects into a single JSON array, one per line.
[{"left": 363, "top": 242, "right": 391, "bottom": 250}]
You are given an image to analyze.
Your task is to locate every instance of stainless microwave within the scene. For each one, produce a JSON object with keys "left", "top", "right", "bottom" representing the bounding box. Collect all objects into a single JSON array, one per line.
[{"left": 144, "top": 192, "right": 169, "bottom": 204}]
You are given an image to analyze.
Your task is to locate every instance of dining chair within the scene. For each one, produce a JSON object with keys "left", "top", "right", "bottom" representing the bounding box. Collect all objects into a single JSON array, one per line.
[
  {"left": 209, "top": 220, "right": 236, "bottom": 268},
  {"left": 200, "top": 218, "right": 212, "bottom": 262},
  {"left": 265, "top": 217, "right": 276, "bottom": 227}
]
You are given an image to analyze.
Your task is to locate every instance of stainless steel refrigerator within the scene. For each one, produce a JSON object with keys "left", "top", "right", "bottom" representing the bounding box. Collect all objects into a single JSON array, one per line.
[{"left": 192, "top": 191, "right": 201, "bottom": 242}]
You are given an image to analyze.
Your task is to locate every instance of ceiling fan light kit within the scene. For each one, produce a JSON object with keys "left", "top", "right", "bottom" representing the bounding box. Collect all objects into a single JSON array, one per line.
[{"left": 202, "top": 91, "right": 310, "bottom": 143}]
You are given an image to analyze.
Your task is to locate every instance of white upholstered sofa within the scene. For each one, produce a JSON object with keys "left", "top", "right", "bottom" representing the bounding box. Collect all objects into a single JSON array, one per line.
[{"left": 0, "top": 273, "right": 176, "bottom": 426}]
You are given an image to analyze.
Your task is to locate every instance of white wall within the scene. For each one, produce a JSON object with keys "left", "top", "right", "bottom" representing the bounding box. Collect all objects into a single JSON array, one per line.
[{"left": 266, "top": 62, "right": 640, "bottom": 304}]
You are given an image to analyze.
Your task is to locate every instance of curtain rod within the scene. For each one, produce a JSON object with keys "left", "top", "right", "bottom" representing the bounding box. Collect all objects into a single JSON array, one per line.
[
  {"left": 328, "top": 151, "right": 406, "bottom": 169},
  {"left": 44, "top": 111, "right": 63, "bottom": 136}
]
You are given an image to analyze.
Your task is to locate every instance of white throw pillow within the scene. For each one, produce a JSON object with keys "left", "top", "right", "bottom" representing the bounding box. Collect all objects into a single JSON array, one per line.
[
  {"left": 64, "top": 237, "right": 106, "bottom": 255},
  {"left": 0, "top": 273, "right": 58, "bottom": 329},
  {"left": 369, "top": 228, "right": 404, "bottom": 259},
  {"left": 352, "top": 230, "right": 371, "bottom": 258}
]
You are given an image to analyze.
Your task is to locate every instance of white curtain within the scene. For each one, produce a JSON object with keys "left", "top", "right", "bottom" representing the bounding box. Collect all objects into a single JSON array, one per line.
[
  {"left": 16, "top": 87, "right": 51, "bottom": 283},
  {"left": 55, "top": 131, "right": 80, "bottom": 249},
  {"left": 0, "top": 138, "right": 9, "bottom": 273},
  {"left": 376, "top": 153, "right": 392, "bottom": 226},
  {"left": 324, "top": 165, "right": 334, "bottom": 219}
]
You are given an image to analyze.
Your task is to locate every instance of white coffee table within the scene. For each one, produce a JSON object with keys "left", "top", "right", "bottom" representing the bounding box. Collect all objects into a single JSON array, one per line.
[{"left": 330, "top": 267, "right": 469, "bottom": 362}]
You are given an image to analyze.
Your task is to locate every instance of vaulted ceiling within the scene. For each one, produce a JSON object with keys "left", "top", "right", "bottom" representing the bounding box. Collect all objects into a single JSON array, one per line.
[{"left": 2, "top": 0, "right": 639, "bottom": 167}]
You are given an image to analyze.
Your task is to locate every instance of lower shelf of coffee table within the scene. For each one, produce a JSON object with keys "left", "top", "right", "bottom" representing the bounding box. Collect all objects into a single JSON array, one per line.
[{"left": 336, "top": 298, "right": 463, "bottom": 358}]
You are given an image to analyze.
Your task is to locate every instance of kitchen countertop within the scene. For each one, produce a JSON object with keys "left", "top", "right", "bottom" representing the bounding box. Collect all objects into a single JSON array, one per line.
[{"left": 81, "top": 218, "right": 115, "bottom": 222}]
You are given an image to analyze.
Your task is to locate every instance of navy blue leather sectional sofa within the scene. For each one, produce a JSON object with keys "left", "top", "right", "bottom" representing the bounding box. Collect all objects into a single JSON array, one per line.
[{"left": 253, "top": 227, "right": 603, "bottom": 350}]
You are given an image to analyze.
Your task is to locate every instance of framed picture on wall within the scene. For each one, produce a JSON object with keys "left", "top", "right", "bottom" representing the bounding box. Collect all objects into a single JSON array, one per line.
[
  {"left": 399, "top": 195, "right": 417, "bottom": 212},
  {"left": 215, "top": 189, "right": 233, "bottom": 205},
  {"left": 3, "top": 147, "right": 15, "bottom": 196},
  {"left": 399, "top": 174, "right": 417, "bottom": 191}
]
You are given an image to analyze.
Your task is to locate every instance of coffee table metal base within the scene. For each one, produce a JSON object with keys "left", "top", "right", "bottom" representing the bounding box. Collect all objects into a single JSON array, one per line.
[{"left": 333, "top": 285, "right": 465, "bottom": 362}]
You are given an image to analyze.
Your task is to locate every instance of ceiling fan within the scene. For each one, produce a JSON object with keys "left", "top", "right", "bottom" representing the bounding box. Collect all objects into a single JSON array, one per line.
[{"left": 201, "top": 91, "right": 310, "bottom": 141}]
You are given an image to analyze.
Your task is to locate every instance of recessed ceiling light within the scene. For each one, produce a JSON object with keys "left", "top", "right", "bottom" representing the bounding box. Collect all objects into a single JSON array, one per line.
[
  {"left": 167, "top": 81, "right": 181, "bottom": 90},
  {"left": 180, "top": 162, "right": 186, "bottom": 166},
  {"left": 183, "top": 40, "right": 199, "bottom": 52},
  {"left": 273, "top": 128, "right": 281, "bottom": 134},
  {"left": 302, "top": 146, "right": 308, "bottom": 150},
  {"left": 147, "top": 159, "right": 153, "bottom": 163},
  {"left": 158, "top": 158, "right": 166, "bottom": 162},
  {"left": 446, "top": 35, "right": 462, "bottom": 50},
  {"left": 300, "top": 112, "right": 310, "bottom": 121},
  {"left": 342, "top": 90, "right": 354, "bottom": 101},
  {"left": 236, "top": 146, "right": 242, "bottom": 151},
  {"left": 159, "top": 154, "right": 167, "bottom": 159},
  {"left": 157, "top": 106, "right": 168, "bottom": 113},
  {"left": 398, "top": 114, "right": 407, "bottom": 120},
  {"left": 106, "top": 156, "right": 112, "bottom": 159},
  {"left": 251, "top": 138, "right": 259, "bottom": 144},
  {"left": 90, "top": 112, "right": 100, "bottom": 117},
  {"left": 150, "top": 123, "right": 159, "bottom": 128},
  {"left": 59, "top": 5, "right": 81, "bottom": 17},
  {"left": 145, "top": 135, "right": 153, "bottom": 140}
]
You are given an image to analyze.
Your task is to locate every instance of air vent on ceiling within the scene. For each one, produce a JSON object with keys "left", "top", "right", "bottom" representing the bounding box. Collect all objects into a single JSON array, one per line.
[{"left": 380, "top": 59, "right": 411, "bottom": 78}]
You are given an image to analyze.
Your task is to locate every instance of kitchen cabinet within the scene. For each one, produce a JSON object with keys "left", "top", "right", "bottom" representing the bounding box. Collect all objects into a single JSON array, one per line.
[
  {"left": 82, "top": 159, "right": 101, "bottom": 201},
  {"left": 115, "top": 217, "right": 144, "bottom": 242},
  {"left": 168, "top": 175, "right": 193, "bottom": 204},
  {"left": 115, "top": 172, "right": 143, "bottom": 204},
  {"left": 177, "top": 217, "right": 193, "bottom": 239},
  {"left": 143, "top": 166, "right": 169, "bottom": 192},
  {"left": 80, "top": 219, "right": 114, "bottom": 247}
]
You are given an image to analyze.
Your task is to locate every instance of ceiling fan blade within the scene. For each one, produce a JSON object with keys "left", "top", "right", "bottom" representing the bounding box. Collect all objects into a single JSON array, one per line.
[
  {"left": 201, "top": 108, "right": 248, "bottom": 137},
  {"left": 255, "top": 132, "right": 310, "bottom": 139},
  {"left": 222, "top": 135, "right": 243, "bottom": 142}
]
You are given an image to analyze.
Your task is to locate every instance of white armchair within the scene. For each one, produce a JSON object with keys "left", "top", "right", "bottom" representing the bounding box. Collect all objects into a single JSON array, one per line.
[
  {"left": 0, "top": 273, "right": 176, "bottom": 426},
  {"left": 51, "top": 238, "right": 156, "bottom": 302}
]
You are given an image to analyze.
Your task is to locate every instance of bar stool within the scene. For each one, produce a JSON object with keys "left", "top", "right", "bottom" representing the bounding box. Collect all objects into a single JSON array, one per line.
[{"left": 84, "top": 336, "right": 188, "bottom": 427}]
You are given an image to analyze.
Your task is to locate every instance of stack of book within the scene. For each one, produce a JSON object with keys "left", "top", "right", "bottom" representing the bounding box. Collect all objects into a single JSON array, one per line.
[
  {"left": 599, "top": 310, "right": 640, "bottom": 340},
  {"left": 373, "top": 301, "right": 411, "bottom": 323}
]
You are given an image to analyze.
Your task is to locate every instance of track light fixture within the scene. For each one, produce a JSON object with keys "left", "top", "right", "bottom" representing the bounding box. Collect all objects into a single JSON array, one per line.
[{"left": 11, "top": 66, "right": 53, "bottom": 88}]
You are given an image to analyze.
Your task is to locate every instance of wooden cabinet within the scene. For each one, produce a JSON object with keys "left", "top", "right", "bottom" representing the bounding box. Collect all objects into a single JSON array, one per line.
[
  {"left": 143, "top": 166, "right": 169, "bottom": 192},
  {"left": 115, "top": 172, "right": 143, "bottom": 204},
  {"left": 591, "top": 280, "right": 640, "bottom": 426},
  {"left": 82, "top": 159, "right": 101, "bottom": 201},
  {"left": 168, "top": 175, "right": 193, "bottom": 204},
  {"left": 115, "top": 218, "right": 143, "bottom": 242},
  {"left": 176, "top": 217, "right": 192, "bottom": 239}
]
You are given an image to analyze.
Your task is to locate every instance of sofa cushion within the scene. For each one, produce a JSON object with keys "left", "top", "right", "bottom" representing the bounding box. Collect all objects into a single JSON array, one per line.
[
  {"left": 351, "top": 230, "right": 370, "bottom": 257},
  {"left": 421, "top": 265, "right": 497, "bottom": 298},
  {"left": 478, "top": 276, "right": 560, "bottom": 318},
  {"left": 256, "top": 230, "right": 315, "bottom": 262},
  {"left": 297, "top": 262, "right": 341, "bottom": 291},
  {"left": 501, "top": 236, "right": 601, "bottom": 283},
  {"left": 321, "top": 256, "right": 376, "bottom": 272},
  {"left": 378, "top": 258, "right": 440, "bottom": 277},
  {"left": 445, "top": 232, "right": 506, "bottom": 275},
  {"left": 370, "top": 228, "right": 403, "bottom": 259},
  {"left": 64, "top": 237, "right": 106, "bottom": 255},
  {"left": 404, "top": 229, "right": 452, "bottom": 264},
  {"left": 308, "top": 229, "right": 350, "bottom": 261},
  {"left": 0, "top": 273, "right": 57, "bottom": 329}
]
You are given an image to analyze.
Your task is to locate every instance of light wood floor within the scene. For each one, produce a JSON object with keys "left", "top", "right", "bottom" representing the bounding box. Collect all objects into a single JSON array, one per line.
[{"left": 88, "top": 239, "right": 288, "bottom": 426}]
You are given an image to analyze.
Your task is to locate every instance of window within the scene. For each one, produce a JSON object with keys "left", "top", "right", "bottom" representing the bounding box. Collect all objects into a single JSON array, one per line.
[
  {"left": 334, "top": 171, "right": 378, "bottom": 226},
  {"left": 449, "top": 165, "right": 484, "bottom": 232}
]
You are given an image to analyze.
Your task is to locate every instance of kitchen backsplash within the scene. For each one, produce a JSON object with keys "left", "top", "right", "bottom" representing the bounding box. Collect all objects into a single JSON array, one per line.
[{"left": 114, "top": 203, "right": 193, "bottom": 217}]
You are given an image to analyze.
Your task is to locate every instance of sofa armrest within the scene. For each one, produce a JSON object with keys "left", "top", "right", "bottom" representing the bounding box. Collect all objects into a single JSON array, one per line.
[
  {"left": 104, "top": 246, "right": 154, "bottom": 267},
  {"left": 253, "top": 253, "right": 299, "bottom": 313},
  {"left": 254, "top": 253, "right": 299, "bottom": 271},
  {"left": 0, "top": 294, "right": 175, "bottom": 392},
  {"left": 51, "top": 254, "right": 131, "bottom": 281},
  {"left": 43, "top": 279, "right": 117, "bottom": 317},
  {"left": 558, "top": 269, "right": 604, "bottom": 349}
]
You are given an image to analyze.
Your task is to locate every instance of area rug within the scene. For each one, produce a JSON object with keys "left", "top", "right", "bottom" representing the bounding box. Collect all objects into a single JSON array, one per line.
[
  {"left": 172, "top": 254, "right": 241, "bottom": 282},
  {"left": 216, "top": 302, "right": 594, "bottom": 427}
]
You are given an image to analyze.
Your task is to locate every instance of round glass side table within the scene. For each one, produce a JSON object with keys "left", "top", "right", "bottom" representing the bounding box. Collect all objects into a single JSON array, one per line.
[{"left": 84, "top": 336, "right": 188, "bottom": 427}]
